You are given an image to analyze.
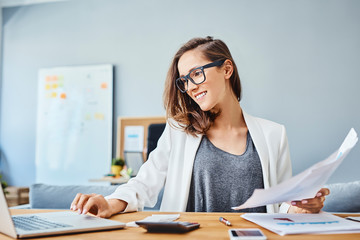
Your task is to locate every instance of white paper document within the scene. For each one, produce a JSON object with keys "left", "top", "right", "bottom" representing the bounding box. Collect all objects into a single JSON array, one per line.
[
  {"left": 242, "top": 212, "right": 360, "bottom": 235},
  {"left": 232, "top": 128, "right": 358, "bottom": 210},
  {"left": 124, "top": 126, "right": 144, "bottom": 152}
]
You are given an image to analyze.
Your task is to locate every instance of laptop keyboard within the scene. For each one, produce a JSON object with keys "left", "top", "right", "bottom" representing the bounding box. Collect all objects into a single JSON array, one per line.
[{"left": 12, "top": 215, "right": 72, "bottom": 231}]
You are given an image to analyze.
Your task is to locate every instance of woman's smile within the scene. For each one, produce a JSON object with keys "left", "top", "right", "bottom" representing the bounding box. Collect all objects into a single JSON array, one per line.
[{"left": 195, "top": 91, "right": 207, "bottom": 100}]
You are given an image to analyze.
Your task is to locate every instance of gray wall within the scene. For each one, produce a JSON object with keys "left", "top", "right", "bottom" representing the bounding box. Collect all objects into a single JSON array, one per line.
[{"left": 1, "top": 0, "right": 359, "bottom": 186}]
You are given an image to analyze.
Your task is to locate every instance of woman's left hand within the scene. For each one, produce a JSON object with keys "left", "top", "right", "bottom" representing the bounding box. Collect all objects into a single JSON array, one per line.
[{"left": 288, "top": 188, "right": 330, "bottom": 213}]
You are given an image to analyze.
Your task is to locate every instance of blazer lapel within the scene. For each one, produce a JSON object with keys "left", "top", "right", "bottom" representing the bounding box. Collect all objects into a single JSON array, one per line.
[
  {"left": 180, "top": 133, "right": 202, "bottom": 210},
  {"left": 243, "top": 111, "right": 270, "bottom": 189}
]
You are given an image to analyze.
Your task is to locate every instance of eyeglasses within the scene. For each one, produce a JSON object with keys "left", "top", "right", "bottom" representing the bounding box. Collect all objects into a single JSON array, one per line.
[{"left": 175, "top": 59, "right": 226, "bottom": 93}]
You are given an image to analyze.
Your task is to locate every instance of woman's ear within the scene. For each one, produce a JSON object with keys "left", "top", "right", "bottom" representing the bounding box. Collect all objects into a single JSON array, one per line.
[{"left": 223, "top": 59, "right": 233, "bottom": 80}]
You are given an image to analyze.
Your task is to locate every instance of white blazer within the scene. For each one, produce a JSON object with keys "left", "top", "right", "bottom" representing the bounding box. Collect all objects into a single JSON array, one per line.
[{"left": 106, "top": 111, "right": 292, "bottom": 213}]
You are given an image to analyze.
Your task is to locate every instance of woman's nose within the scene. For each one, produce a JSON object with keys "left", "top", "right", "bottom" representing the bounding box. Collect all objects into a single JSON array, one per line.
[{"left": 187, "top": 80, "right": 198, "bottom": 92}]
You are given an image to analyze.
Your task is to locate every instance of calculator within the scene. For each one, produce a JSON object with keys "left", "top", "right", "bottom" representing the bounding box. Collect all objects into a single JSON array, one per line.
[{"left": 135, "top": 221, "right": 200, "bottom": 233}]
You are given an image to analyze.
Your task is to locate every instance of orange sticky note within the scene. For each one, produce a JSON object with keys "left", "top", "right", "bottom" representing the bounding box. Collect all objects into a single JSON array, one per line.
[
  {"left": 101, "top": 82, "right": 108, "bottom": 89},
  {"left": 60, "top": 93, "right": 66, "bottom": 99}
]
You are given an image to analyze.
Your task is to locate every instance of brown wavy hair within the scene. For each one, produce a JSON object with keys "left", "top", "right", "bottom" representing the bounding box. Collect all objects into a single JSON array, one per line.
[{"left": 163, "top": 36, "right": 242, "bottom": 136}]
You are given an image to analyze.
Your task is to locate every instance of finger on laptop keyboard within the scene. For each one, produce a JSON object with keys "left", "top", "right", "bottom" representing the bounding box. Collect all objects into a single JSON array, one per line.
[
  {"left": 70, "top": 193, "right": 83, "bottom": 211},
  {"left": 76, "top": 193, "right": 95, "bottom": 214}
]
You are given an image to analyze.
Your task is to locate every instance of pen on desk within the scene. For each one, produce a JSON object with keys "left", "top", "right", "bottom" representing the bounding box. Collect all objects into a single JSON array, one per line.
[{"left": 219, "top": 217, "right": 232, "bottom": 226}]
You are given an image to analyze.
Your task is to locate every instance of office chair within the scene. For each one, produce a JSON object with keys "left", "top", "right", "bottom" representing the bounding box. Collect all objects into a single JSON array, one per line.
[
  {"left": 146, "top": 123, "right": 166, "bottom": 160},
  {"left": 144, "top": 123, "right": 166, "bottom": 211}
]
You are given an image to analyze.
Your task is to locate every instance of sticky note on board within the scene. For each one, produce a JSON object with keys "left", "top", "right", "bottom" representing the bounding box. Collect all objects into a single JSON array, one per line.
[
  {"left": 101, "top": 82, "right": 108, "bottom": 89},
  {"left": 94, "top": 113, "right": 104, "bottom": 120}
]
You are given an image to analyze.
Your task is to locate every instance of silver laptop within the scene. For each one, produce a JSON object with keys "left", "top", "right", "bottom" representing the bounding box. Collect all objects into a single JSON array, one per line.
[{"left": 0, "top": 185, "right": 125, "bottom": 239}]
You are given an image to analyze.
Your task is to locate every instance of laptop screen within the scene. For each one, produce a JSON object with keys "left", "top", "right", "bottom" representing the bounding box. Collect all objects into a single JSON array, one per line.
[{"left": 0, "top": 185, "right": 18, "bottom": 238}]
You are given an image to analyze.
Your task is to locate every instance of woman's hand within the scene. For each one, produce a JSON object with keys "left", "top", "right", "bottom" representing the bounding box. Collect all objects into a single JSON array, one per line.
[
  {"left": 288, "top": 188, "right": 330, "bottom": 213},
  {"left": 70, "top": 193, "right": 127, "bottom": 218}
]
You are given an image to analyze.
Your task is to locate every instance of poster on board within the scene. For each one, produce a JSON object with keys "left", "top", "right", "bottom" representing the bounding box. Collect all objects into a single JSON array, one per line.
[{"left": 35, "top": 64, "right": 113, "bottom": 185}]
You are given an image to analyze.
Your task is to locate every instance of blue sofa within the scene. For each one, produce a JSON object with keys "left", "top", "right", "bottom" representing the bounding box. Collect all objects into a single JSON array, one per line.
[
  {"left": 14, "top": 180, "right": 360, "bottom": 213},
  {"left": 322, "top": 180, "right": 360, "bottom": 212},
  {"left": 19, "top": 183, "right": 162, "bottom": 211}
]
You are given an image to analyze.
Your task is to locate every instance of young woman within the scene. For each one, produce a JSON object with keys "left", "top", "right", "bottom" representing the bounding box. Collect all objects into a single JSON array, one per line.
[{"left": 71, "top": 37, "right": 329, "bottom": 218}]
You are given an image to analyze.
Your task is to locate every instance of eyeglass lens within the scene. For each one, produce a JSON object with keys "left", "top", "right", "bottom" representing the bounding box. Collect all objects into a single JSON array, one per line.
[
  {"left": 189, "top": 69, "right": 204, "bottom": 83},
  {"left": 177, "top": 68, "right": 205, "bottom": 92}
]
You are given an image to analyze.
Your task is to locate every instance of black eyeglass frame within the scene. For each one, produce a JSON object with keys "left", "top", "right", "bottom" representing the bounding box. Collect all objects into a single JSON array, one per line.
[{"left": 175, "top": 59, "right": 226, "bottom": 93}]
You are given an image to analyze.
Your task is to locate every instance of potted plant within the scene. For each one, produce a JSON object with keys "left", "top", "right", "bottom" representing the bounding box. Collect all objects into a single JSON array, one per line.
[
  {"left": 0, "top": 173, "right": 8, "bottom": 194},
  {"left": 111, "top": 158, "right": 125, "bottom": 177}
]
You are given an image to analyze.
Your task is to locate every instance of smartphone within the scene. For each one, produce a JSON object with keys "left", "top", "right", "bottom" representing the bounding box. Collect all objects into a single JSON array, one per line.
[
  {"left": 228, "top": 229, "right": 267, "bottom": 240},
  {"left": 135, "top": 221, "right": 200, "bottom": 233}
]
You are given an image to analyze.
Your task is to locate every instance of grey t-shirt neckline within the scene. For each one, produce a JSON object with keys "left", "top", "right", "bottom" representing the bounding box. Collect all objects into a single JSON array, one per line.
[{"left": 186, "top": 132, "right": 266, "bottom": 213}]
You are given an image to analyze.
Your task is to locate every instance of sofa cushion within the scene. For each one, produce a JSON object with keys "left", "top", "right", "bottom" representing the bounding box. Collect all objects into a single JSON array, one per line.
[
  {"left": 323, "top": 180, "right": 360, "bottom": 212},
  {"left": 29, "top": 183, "right": 162, "bottom": 211},
  {"left": 30, "top": 184, "right": 118, "bottom": 209}
]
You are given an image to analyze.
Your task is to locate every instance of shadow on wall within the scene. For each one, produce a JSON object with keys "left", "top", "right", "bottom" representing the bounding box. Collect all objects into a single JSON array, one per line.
[{"left": 2, "top": 6, "right": 21, "bottom": 26}]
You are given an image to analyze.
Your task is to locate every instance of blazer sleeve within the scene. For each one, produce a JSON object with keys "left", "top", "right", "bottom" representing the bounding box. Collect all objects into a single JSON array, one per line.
[
  {"left": 278, "top": 125, "right": 293, "bottom": 213},
  {"left": 105, "top": 122, "right": 172, "bottom": 213}
]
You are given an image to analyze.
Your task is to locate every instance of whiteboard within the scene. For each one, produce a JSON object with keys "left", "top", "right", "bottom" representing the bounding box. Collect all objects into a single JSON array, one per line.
[{"left": 35, "top": 64, "right": 113, "bottom": 185}]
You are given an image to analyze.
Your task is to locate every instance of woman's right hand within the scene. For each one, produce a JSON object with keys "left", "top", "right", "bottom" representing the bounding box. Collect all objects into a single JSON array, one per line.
[{"left": 70, "top": 193, "right": 127, "bottom": 218}]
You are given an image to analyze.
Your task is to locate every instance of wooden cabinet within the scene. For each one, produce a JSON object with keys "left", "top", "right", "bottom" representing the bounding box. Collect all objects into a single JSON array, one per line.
[{"left": 5, "top": 186, "right": 29, "bottom": 207}]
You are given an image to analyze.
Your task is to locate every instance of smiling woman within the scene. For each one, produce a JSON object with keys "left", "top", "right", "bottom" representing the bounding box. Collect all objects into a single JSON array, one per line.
[
  {"left": 70, "top": 36, "right": 329, "bottom": 218},
  {"left": 164, "top": 37, "right": 242, "bottom": 135}
]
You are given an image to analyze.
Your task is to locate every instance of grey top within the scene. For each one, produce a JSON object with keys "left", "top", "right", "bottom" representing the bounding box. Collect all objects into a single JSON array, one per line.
[{"left": 186, "top": 132, "right": 266, "bottom": 213}]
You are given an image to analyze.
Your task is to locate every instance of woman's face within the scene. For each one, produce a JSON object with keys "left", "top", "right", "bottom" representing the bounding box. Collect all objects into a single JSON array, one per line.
[{"left": 177, "top": 49, "right": 230, "bottom": 112}]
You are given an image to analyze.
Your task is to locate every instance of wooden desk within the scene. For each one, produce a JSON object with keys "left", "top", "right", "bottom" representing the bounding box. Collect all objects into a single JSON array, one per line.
[{"left": 3, "top": 209, "right": 360, "bottom": 240}]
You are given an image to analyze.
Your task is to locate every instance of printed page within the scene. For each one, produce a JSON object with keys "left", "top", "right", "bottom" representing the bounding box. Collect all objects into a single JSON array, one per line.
[
  {"left": 242, "top": 212, "right": 360, "bottom": 235},
  {"left": 232, "top": 128, "right": 358, "bottom": 210}
]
